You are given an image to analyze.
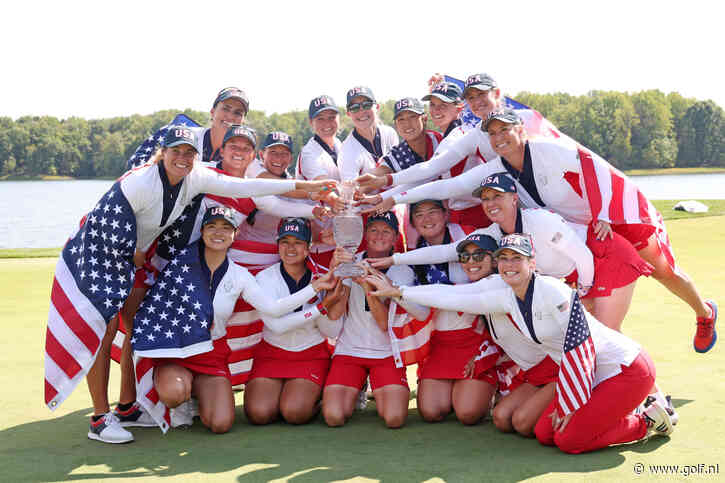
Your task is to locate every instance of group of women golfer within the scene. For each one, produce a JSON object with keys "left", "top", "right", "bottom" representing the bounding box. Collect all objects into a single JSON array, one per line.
[{"left": 49, "top": 74, "right": 717, "bottom": 455}]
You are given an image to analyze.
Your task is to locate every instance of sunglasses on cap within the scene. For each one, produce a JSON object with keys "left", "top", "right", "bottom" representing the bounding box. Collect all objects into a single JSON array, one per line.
[
  {"left": 347, "top": 100, "right": 375, "bottom": 113},
  {"left": 458, "top": 249, "right": 491, "bottom": 264}
]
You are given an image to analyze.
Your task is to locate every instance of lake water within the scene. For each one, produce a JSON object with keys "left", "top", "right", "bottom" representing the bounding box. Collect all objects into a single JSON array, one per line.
[{"left": 1, "top": 174, "right": 724, "bottom": 248}]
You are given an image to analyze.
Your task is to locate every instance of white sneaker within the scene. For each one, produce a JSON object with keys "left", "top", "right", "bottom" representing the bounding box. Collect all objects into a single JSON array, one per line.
[
  {"left": 190, "top": 397, "right": 200, "bottom": 418},
  {"left": 114, "top": 402, "right": 157, "bottom": 428},
  {"left": 355, "top": 380, "right": 369, "bottom": 411},
  {"left": 643, "top": 401, "right": 674, "bottom": 437},
  {"left": 664, "top": 395, "right": 679, "bottom": 426},
  {"left": 87, "top": 412, "right": 134, "bottom": 444},
  {"left": 170, "top": 400, "right": 194, "bottom": 428}
]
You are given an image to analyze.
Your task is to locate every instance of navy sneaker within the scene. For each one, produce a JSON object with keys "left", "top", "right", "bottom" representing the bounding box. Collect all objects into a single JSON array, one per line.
[{"left": 114, "top": 402, "right": 157, "bottom": 428}]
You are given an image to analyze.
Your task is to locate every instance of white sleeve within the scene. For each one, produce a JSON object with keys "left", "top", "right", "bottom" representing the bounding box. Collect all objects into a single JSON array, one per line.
[
  {"left": 387, "top": 266, "right": 430, "bottom": 321},
  {"left": 392, "top": 242, "right": 458, "bottom": 265},
  {"left": 546, "top": 218, "right": 595, "bottom": 293},
  {"left": 400, "top": 277, "right": 513, "bottom": 314},
  {"left": 252, "top": 195, "right": 315, "bottom": 218},
  {"left": 380, "top": 182, "right": 420, "bottom": 200},
  {"left": 390, "top": 130, "right": 479, "bottom": 185},
  {"left": 260, "top": 302, "right": 322, "bottom": 334},
  {"left": 195, "top": 168, "right": 296, "bottom": 198},
  {"left": 317, "top": 315, "right": 343, "bottom": 338},
  {"left": 297, "top": 148, "right": 328, "bottom": 181},
  {"left": 241, "top": 269, "right": 316, "bottom": 316},
  {"left": 392, "top": 164, "right": 490, "bottom": 204}
]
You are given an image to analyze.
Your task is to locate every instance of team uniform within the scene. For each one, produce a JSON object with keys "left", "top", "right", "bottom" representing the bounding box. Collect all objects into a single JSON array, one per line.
[
  {"left": 138, "top": 241, "right": 322, "bottom": 380},
  {"left": 339, "top": 124, "right": 398, "bottom": 181},
  {"left": 325, "top": 259, "right": 427, "bottom": 391},
  {"left": 399, "top": 274, "right": 657, "bottom": 454},
  {"left": 249, "top": 262, "right": 343, "bottom": 386}
]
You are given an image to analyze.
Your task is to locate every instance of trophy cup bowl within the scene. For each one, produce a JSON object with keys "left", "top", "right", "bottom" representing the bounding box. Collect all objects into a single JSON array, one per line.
[{"left": 333, "top": 181, "right": 365, "bottom": 278}]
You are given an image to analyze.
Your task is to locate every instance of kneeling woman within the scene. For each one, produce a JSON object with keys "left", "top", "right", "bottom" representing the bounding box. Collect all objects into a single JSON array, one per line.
[
  {"left": 139, "top": 207, "right": 336, "bottom": 433},
  {"left": 367, "top": 234, "right": 674, "bottom": 453},
  {"left": 244, "top": 218, "right": 346, "bottom": 425}
]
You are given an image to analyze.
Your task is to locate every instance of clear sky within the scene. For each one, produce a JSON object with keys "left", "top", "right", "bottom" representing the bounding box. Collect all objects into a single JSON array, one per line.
[{"left": 2, "top": 0, "right": 722, "bottom": 120}]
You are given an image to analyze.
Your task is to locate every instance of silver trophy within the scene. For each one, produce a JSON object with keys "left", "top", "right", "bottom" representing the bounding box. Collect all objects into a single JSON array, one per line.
[{"left": 333, "top": 181, "right": 365, "bottom": 278}]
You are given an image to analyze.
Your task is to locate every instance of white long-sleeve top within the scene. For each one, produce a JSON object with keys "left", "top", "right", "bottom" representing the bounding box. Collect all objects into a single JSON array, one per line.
[
  {"left": 234, "top": 160, "right": 315, "bottom": 244},
  {"left": 335, "top": 261, "right": 427, "bottom": 359},
  {"left": 120, "top": 161, "right": 296, "bottom": 251},
  {"left": 392, "top": 208, "right": 594, "bottom": 291},
  {"left": 339, "top": 124, "right": 399, "bottom": 181},
  {"left": 205, "top": 255, "right": 319, "bottom": 342},
  {"left": 296, "top": 135, "right": 343, "bottom": 181},
  {"left": 400, "top": 274, "right": 641, "bottom": 387},
  {"left": 255, "top": 263, "right": 342, "bottom": 352}
]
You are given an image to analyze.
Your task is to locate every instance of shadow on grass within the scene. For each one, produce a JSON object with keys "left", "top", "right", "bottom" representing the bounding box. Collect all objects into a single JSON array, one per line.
[{"left": 0, "top": 405, "right": 671, "bottom": 483}]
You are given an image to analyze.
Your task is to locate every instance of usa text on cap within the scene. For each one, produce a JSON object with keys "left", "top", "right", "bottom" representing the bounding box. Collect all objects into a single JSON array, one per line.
[
  {"left": 472, "top": 172, "right": 517, "bottom": 198},
  {"left": 462, "top": 73, "right": 497, "bottom": 97},
  {"left": 346, "top": 86, "right": 376, "bottom": 106},
  {"left": 366, "top": 210, "right": 399, "bottom": 233},
  {"left": 422, "top": 82, "right": 463, "bottom": 103},
  {"left": 309, "top": 95, "right": 340, "bottom": 119},
  {"left": 202, "top": 205, "right": 240, "bottom": 229},
  {"left": 277, "top": 217, "right": 312, "bottom": 243},
  {"left": 223, "top": 124, "right": 257, "bottom": 147},
  {"left": 456, "top": 233, "right": 498, "bottom": 253},
  {"left": 482, "top": 108, "right": 522, "bottom": 131},
  {"left": 494, "top": 233, "right": 534, "bottom": 258},
  {"left": 262, "top": 131, "right": 293, "bottom": 151},
  {"left": 163, "top": 126, "right": 199, "bottom": 151},
  {"left": 213, "top": 87, "right": 249, "bottom": 112},
  {"left": 393, "top": 97, "right": 425, "bottom": 119}
]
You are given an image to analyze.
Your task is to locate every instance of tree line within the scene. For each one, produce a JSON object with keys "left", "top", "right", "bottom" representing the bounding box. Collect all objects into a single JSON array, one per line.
[{"left": 0, "top": 90, "right": 722, "bottom": 179}]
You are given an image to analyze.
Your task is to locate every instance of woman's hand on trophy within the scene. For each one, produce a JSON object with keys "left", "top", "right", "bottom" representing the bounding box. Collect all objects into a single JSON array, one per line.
[
  {"left": 360, "top": 197, "right": 395, "bottom": 216},
  {"left": 354, "top": 173, "right": 388, "bottom": 194}
]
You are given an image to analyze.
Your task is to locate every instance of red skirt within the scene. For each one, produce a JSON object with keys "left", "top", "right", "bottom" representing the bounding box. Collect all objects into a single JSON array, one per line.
[
  {"left": 512, "top": 355, "right": 559, "bottom": 387},
  {"left": 248, "top": 340, "right": 331, "bottom": 386},
  {"left": 152, "top": 337, "right": 231, "bottom": 379},
  {"left": 566, "top": 226, "right": 653, "bottom": 298},
  {"left": 419, "top": 328, "right": 487, "bottom": 381}
]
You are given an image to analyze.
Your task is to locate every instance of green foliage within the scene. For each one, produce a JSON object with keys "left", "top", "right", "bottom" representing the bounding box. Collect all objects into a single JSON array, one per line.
[{"left": 0, "top": 92, "right": 722, "bottom": 178}]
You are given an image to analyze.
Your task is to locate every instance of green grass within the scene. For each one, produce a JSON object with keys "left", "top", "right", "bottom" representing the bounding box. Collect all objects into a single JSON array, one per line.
[
  {"left": 0, "top": 247, "right": 61, "bottom": 258},
  {"left": 1, "top": 217, "right": 724, "bottom": 482}
]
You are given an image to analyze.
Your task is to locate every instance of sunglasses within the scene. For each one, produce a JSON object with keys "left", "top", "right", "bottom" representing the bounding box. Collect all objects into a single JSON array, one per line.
[
  {"left": 458, "top": 249, "right": 491, "bottom": 264},
  {"left": 347, "top": 100, "right": 375, "bottom": 113}
]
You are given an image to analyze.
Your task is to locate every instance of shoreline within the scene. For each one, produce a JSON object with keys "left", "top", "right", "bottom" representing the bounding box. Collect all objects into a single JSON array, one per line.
[{"left": 2, "top": 167, "right": 725, "bottom": 181}]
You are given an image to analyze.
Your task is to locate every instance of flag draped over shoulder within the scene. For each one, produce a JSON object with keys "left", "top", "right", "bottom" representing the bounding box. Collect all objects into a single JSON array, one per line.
[
  {"left": 45, "top": 182, "right": 137, "bottom": 410},
  {"left": 126, "top": 114, "right": 201, "bottom": 170},
  {"left": 556, "top": 293, "right": 596, "bottom": 416}
]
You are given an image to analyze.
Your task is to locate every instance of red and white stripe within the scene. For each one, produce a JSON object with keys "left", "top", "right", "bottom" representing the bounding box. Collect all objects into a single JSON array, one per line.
[
  {"left": 556, "top": 335, "right": 596, "bottom": 416},
  {"left": 45, "top": 254, "right": 106, "bottom": 410},
  {"left": 387, "top": 301, "right": 435, "bottom": 367}
]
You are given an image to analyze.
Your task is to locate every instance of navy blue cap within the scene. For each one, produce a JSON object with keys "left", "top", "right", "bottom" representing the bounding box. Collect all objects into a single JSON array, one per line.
[
  {"left": 483, "top": 108, "right": 522, "bottom": 132},
  {"left": 346, "top": 86, "right": 376, "bottom": 106},
  {"left": 213, "top": 87, "right": 249, "bottom": 112},
  {"left": 202, "top": 205, "right": 239, "bottom": 229},
  {"left": 222, "top": 124, "right": 256, "bottom": 147},
  {"left": 262, "top": 131, "right": 293, "bottom": 151},
  {"left": 277, "top": 217, "right": 312, "bottom": 243},
  {"left": 462, "top": 73, "right": 497, "bottom": 97},
  {"left": 393, "top": 97, "right": 425, "bottom": 119},
  {"left": 422, "top": 82, "right": 463, "bottom": 103},
  {"left": 456, "top": 233, "right": 499, "bottom": 253},
  {"left": 309, "top": 95, "right": 339, "bottom": 119},
  {"left": 472, "top": 172, "right": 517, "bottom": 198},
  {"left": 409, "top": 199, "right": 445, "bottom": 222},
  {"left": 163, "top": 126, "right": 199, "bottom": 151},
  {"left": 494, "top": 233, "right": 535, "bottom": 258},
  {"left": 366, "top": 210, "right": 399, "bottom": 233}
]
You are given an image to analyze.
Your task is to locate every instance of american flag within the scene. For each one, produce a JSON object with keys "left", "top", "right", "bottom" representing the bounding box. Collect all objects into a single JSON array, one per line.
[
  {"left": 131, "top": 242, "right": 213, "bottom": 359},
  {"left": 381, "top": 131, "right": 441, "bottom": 172},
  {"left": 556, "top": 292, "right": 596, "bottom": 416},
  {"left": 126, "top": 114, "right": 201, "bottom": 170},
  {"left": 45, "top": 181, "right": 137, "bottom": 410}
]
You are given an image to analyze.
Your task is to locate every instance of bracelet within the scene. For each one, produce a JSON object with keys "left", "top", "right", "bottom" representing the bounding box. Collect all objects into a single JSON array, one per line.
[{"left": 316, "top": 302, "right": 328, "bottom": 316}]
